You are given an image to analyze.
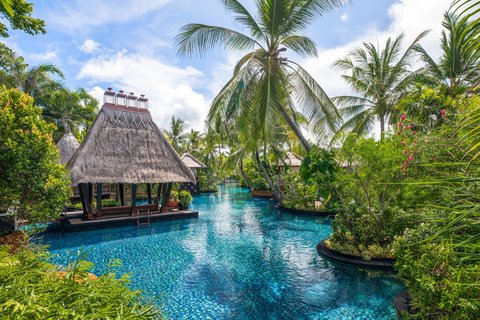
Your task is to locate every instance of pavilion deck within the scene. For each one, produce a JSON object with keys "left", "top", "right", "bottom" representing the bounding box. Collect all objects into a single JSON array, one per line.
[{"left": 60, "top": 210, "right": 199, "bottom": 232}]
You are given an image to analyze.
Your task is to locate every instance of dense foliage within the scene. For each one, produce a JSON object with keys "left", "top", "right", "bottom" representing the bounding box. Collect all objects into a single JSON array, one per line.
[
  {"left": 0, "top": 88, "right": 70, "bottom": 223},
  {"left": 0, "top": 239, "right": 160, "bottom": 319},
  {"left": 0, "top": 0, "right": 45, "bottom": 38}
]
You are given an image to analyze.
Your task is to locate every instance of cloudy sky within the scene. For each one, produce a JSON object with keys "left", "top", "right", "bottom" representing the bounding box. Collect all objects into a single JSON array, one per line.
[{"left": 5, "top": 0, "right": 452, "bottom": 131}]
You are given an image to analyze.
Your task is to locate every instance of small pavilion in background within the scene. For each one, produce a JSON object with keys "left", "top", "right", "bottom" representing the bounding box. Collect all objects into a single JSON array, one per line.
[
  {"left": 180, "top": 152, "right": 207, "bottom": 194},
  {"left": 277, "top": 152, "right": 303, "bottom": 172},
  {"left": 66, "top": 88, "right": 196, "bottom": 221}
]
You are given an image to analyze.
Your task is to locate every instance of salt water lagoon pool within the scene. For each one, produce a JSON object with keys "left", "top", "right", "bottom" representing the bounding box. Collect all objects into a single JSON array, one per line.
[{"left": 40, "top": 184, "right": 403, "bottom": 319}]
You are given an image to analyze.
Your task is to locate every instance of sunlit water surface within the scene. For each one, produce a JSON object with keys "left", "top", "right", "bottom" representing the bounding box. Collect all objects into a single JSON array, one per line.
[{"left": 40, "top": 184, "right": 403, "bottom": 319}]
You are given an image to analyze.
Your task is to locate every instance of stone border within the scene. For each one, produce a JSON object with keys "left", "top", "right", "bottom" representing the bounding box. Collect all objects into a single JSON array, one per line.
[
  {"left": 316, "top": 240, "right": 395, "bottom": 270},
  {"left": 276, "top": 206, "right": 335, "bottom": 217}
]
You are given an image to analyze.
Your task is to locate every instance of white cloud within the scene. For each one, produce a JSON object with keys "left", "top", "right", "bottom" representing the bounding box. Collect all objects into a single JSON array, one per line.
[
  {"left": 79, "top": 39, "right": 100, "bottom": 54},
  {"left": 78, "top": 51, "right": 209, "bottom": 131},
  {"left": 47, "top": 0, "right": 170, "bottom": 32},
  {"left": 340, "top": 14, "right": 349, "bottom": 22},
  {"left": 29, "top": 50, "right": 59, "bottom": 63}
]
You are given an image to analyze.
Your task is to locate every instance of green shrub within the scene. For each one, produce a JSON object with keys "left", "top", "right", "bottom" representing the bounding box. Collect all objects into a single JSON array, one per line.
[
  {"left": 328, "top": 134, "right": 418, "bottom": 259},
  {"left": 252, "top": 178, "right": 269, "bottom": 191},
  {"left": 0, "top": 242, "right": 160, "bottom": 319},
  {"left": 178, "top": 190, "right": 193, "bottom": 207}
]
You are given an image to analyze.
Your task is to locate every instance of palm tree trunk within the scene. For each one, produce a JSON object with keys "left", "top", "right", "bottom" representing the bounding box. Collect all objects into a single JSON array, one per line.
[
  {"left": 239, "top": 159, "right": 253, "bottom": 189},
  {"left": 278, "top": 106, "right": 311, "bottom": 152},
  {"left": 254, "top": 151, "right": 282, "bottom": 201},
  {"left": 380, "top": 115, "right": 385, "bottom": 141}
]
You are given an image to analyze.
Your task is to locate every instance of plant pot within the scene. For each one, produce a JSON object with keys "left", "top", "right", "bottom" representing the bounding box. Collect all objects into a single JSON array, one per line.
[
  {"left": 168, "top": 199, "right": 178, "bottom": 208},
  {"left": 178, "top": 204, "right": 189, "bottom": 210}
]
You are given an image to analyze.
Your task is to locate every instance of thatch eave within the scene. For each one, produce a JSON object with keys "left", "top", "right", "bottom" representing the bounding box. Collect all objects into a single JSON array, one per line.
[{"left": 67, "top": 105, "right": 196, "bottom": 185}]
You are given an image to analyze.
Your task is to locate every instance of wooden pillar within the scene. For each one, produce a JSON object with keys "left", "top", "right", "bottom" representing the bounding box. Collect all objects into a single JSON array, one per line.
[
  {"left": 156, "top": 183, "right": 162, "bottom": 204},
  {"left": 130, "top": 184, "right": 137, "bottom": 215},
  {"left": 119, "top": 183, "right": 125, "bottom": 206},
  {"left": 96, "top": 183, "right": 103, "bottom": 218},
  {"left": 78, "top": 183, "right": 87, "bottom": 216},
  {"left": 147, "top": 183, "right": 152, "bottom": 204},
  {"left": 161, "top": 183, "right": 172, "bottom": 213}
]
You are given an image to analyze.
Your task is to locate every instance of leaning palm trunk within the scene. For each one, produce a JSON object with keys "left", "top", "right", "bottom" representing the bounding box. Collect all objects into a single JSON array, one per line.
[
  {"left": 254, "top": 151, "right": 282, "bottom": 201},
  {"left": 239, "top": 159, "right": 253, "bottom": 189}
]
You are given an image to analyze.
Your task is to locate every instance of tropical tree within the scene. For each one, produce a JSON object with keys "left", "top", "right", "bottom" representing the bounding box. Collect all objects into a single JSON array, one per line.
[
  {"left": 0, "top": 51, "right": 63, "bottom": 101},
  {"left": 176, "top": 0, "right": 348, "bottom": 152},
  {"left": 185, "top": 129, "right": 204, "bottom": 157},
  {"left": 0, "top": 0, "right": 45, "bottom": 38},
  {"left": 0, "top": 88, "right": 70, "bottom": 223},
  {"left": 332, "top": 32, "right": 427, "bottom": 139},
  {"left": 164, "top": 116, "right": 187, "bottom": 152},
  {"left": 41, "top": 88, "right": 99, "bottom": 141},
  {"left": 414, "top": 12, "right": 480, "bottom": 95}
]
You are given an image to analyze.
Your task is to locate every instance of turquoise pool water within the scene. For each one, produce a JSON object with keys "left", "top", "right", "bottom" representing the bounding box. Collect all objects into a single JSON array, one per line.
[{"left": 40, "top": 184, "right": 403, "bottom": 319}]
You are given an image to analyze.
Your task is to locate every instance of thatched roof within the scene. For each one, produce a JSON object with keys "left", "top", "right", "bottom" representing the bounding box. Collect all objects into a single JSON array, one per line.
[
  {"left": 57, "top": 132, "right": 80, "bottom": 164},
  {"left": 67, "top": 103, "right": 196, "bottom": 184},
  {"left": 278, "top": 152, "right": 303, "bottom": 167},
  {"left": 180, "top": 152, "right": 207, "bottom": 169}
]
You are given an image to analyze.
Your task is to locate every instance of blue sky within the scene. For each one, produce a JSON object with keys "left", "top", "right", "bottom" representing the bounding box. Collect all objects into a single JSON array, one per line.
[{"left": 4, "top": 0, "right": 452, "bottom": 132}]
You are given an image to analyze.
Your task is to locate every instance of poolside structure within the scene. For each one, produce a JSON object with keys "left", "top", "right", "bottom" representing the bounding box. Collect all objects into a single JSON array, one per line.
[
  {"left": 180, "top": 152, "right": 207, "bottom": 194},
  {"left": 277, "top": 152, "right": 303, "bottom": 172},
  {"left": 66, "top": 88, "right": 196, "bottom": 223},
  {"left": 57, "top": 132, "right": 80, "bottom": 164}
]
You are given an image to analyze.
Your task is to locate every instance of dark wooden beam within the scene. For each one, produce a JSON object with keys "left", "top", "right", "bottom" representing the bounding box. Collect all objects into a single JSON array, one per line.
[
  {"left": 130, "top": 184, "right": 137, "bottom": 215},
  {"left": 78, "top": 183, "right": 87, "bottom": 216},
  {"left": 119, "top": 183, "right": 125, "bottom": 206},
  {"left": 147, "top": 183, "right": 152, "bottom": 204},
  {"left": 161, "top": 183, "right": 172, "bottom": 213},
  {"left": 156, "top": 183, "right": 162, "bottom": 204},
  {"left": 96, "top": 183, "right": 103, "bottom": 218}
]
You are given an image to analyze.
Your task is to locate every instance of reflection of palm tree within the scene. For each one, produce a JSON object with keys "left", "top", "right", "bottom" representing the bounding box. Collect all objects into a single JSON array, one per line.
[
  {"left": 333, "top": 32, "right": 427, "bottom": 139},
  {"left": 176, "top": 0, "right": 347, "bottom": 151},
  {"left": 415, "top": 12, "right": 480, "bottom": 94},
  {"left": 164, "top": 116, "right": 187, "bottom": 152}
]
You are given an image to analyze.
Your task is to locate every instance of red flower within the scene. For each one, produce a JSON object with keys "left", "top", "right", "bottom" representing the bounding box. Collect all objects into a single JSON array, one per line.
[
  {"left": 400, "top": 114, "right": 406, "bottom": 121},
  {"left": 441, "top": 109, "right": 446, "bottom": 120},
  {"left": 403, "top": 149, "right": 407, "bottom": 155}
]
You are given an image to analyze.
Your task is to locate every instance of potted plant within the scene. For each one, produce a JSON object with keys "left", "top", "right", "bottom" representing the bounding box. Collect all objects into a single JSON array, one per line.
[
  {"left": 168, "top": 191, "right": 179, "bottom": 209},
  {"left": 178, "top": 190, "right": 193, "bottom": 210}
]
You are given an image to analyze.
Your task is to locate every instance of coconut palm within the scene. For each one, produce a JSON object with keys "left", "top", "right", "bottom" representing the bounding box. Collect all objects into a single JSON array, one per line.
[
  {"left": 0, "top": 53, "right": 63, "bottom": 101},
  {"left": 176, "top": 0, "right": 348, "bottom": 152},
  {"left": 164, "top": 116, "right": 187, "bottom": 152},
  {"left": 41, "top": 88, "right": 99, "bottom": 141},
  {"left": 332, "top": 32, "right": 428, "bottom": 139},
  {"left": 414, "top": 12, "right": 480, "bottom": 95}
]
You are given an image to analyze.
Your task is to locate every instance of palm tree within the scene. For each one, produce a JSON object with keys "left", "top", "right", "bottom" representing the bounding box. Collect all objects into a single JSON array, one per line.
[
  {"left": 0, "top": 53, "right": 63, "bottom": 101},
  {"left": 41, "top": 88, "right": 99, "bottom": 141},
  {"left": 176, "top": 0, "right": 348, "bottom": 152},
  {"left": 164, "top": 116, "right": 187, "bottom": 152},
  {"left": 332, "top": 32, "right": 427, "bottom": 139},
  {"left": 414, "top": 12, "right": 480, "bottom": 95},
  {"left": 185, "top": 129, "right": 204, "bottom": 157}
]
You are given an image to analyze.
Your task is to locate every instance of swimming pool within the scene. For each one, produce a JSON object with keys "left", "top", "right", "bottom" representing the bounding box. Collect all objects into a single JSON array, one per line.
[{"left": 41, "top": 184, "right": 403, "bottom": 319}]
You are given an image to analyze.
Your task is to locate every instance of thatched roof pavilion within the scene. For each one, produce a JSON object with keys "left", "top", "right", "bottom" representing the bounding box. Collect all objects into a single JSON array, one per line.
[
  {"left": 180, "top": 153, "right": 207, "bottom": 169},
  {"left": 179, "top": 153, "right": 207, "bottom": 194},
  {"left": 68, "top": 99, "right": 195, "bottom": 185},
  {"left": 57, "top": 132, "right": 80, "bottom": 164},
  {"left": 67, "top": 89, "right": 195, "bottom": 219},
  {"left": 279, "top": 152, "right": 303, "bottom": 168}
]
